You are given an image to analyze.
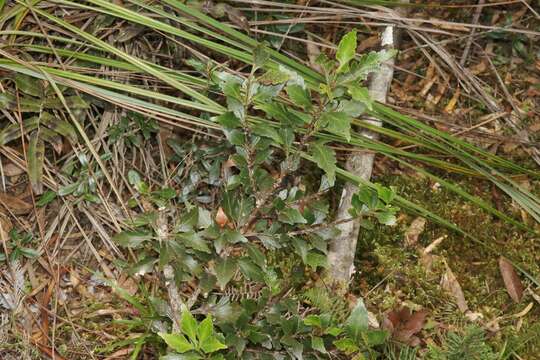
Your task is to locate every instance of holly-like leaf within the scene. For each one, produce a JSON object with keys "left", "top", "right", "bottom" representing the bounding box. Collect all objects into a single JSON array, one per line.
[
  {"left": 310, "top": 142, "right": 337, "bottom": 186},
  {"left": 245, "top": 243, "right": 266, "bottom": 269},
  {"left": 113, "top": 231, "right": 152, "bottom": 248},
  {"left": 250, "top": 122, "right": 282, "bottom": 144},
  {"left": 286, "top": 84, "right": 311, "bottom": 109},
  {"left": 181, "top": 307, "right": 198, "bottom": 342},
  {"left": 215, "top": 257, "right": 237, "bottom": 289},
  {"left": 320, "top": 111, "right": 352, "bottom": 142},
  {"left": 278, "top": 207, "right": 307, "bottom": 225},
  {"left": 311, "top": 336, "right": 327, "bottom": 354},
  {"left": 336, "top": 29, "right": 357, "bottom": 73},
  {"left": 375, "top": 211, "right": 397, "bottom": 226},
  {"left": 333, "top": 338, "right": 359, "bottom": 354},
  {"left": 253, "top": 44, "right": 271, "bottom": 69},
  {"left": 200, "top": 336, "right": 227, "bottom": 354},
  {"left": 291, "top": 237, "right": 309, "bottom": 263},
  {"left": 238, "top": 257, "right": 264, "bottom": 282},
  {"left": 215, "top": 112, "right": 241, "bottom": 129},
  {"left": 348, "top": 85, "right": 373, "bottom": 110},
  {"left": 158, "top": 332, "right": 194, "bottom": 353},
  {"left": 306, "top": 251, "right": 328, "bottom": 270}
]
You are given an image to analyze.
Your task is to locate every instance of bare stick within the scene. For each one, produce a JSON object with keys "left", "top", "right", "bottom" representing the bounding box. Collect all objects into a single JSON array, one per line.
[{"left": 327, "top": 3, "right": 406, "bottom": 286}]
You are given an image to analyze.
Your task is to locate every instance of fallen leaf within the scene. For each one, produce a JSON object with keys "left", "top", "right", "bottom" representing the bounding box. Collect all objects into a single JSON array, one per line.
[
  {"left": 383, "top": 306, "right": 428, "bottom": 345},
  {"left": 499, "top": 257, "right": 524, "bottom": 303},
  {"left": 215, "top": 207, "right": 229, "bottom": 228},
  {"left": 404, "top": 217, "right": 426, "bottom": 247},
  {"left": 441, "top": 263, "right": 468, "bottom": 312},
  {"left": 0, "top": 212, "right": 13, "bottom": 240},
  {"left": 3, "top": 162, "right": 25, "bottom": 176},
  {"left": 0, "top": 192, "right": 33, "bottom": 215}
]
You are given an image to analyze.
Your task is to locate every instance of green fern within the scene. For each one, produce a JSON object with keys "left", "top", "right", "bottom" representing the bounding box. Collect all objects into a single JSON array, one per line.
[
  {"left": 427, "top": 326, "right": 497, "bottom": 360},
  {"left": 302, "top": 287, "right": 349, "bottom": 322}
]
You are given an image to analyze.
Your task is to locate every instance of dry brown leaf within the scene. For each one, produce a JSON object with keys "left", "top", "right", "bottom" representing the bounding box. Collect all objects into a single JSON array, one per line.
[
  {"left": 383, "top": 306, "right": 428, "bottom": 345},
  {"left": 358, "top": 34, "right": 380, "bottom": 52},
  {"left": 0, "top": 192, "right": 33, "bottom": 215},
  {"left": 216, "top": 207, "right": 229, "bottom": 228},
  {"left": 441, "top": 263, "right": 469, "bottom": 312},
  {"left": 0, "top": 212, "right": 13, "bottom": 240},
  {"left": 3, "top": 163, "right": 25, "bottom": 177},
  {"left": 499, "top": 256, "right": 524, "bottom": 303},
  {"left": 404, "top": 217, "right": 426, "bottom": 247}
]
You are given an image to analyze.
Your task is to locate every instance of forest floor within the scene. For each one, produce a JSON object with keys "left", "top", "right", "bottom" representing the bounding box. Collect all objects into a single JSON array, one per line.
[{"left": 0, "top": 1, "right": 539, "bottom": 359}]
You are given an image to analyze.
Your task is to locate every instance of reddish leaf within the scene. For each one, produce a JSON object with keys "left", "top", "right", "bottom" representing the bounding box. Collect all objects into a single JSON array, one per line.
[
  {"left": 383, "top": 306, "right": 428, "bottom": 345},
  {"left": 499, "top": 257, "right": 524, "bottom": 303},
  {"left": 215, "top": 207, "right": 229, "bottom": 228}
]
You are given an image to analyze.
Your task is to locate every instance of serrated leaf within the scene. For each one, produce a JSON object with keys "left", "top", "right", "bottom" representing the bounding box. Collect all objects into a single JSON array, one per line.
[
  {"left": 376, "top": 185, "right": 395, "bottom": 204},
  {"left": 113, "top": 231, "right": 152, "bottom": 248},
  {"left": 333, "top": 338, "right": 359, "bottom": 354},
  {"left": 306, "top": 251, "right": 327, "bottom": 270},
  {"left": 215, "top": 257, "right": 237, "bottom": 289},
  {"left": 253, "top": 44, "right": 271, "bottom": 69},
  {"left": 348, "top": 85, "right": 373, "bottom": 110},
  {"left": 375, "top": 211, "right": 397, "bottom": 226},
  {"left": 245, "top": 243, "right": 266, "bottom": 269},
  {"left": 311, "top": 336, "right": 327, "bottom": 354},
  {"left": 215, "top": 112, "right": 241, "bottom": 129},
  {"left": 286, "top": 84, "right": 311, "bottom": 109},
  {"left": 197, "top": 315, "right": 214, "bottom": 343},
  {"left": 336, "top": 29, "right": 357, "bottom": 73},
  {"left": 304, "top": 315, "right": 322, "bottom": 328},
  {"left": 250, "top": 122, "right": 282, "bottom": 144},
  {"left": 178, "top": 231, "right": 210, "bottom": 253},
  {"left": 158, "top": 332, "right": 194, "bottom": 353},
  {"left": 181, "top": 307, "right": 198, "bottom": 342},
  {"left": 221, "top": 229, "right": 248, "bottom": 244},
  {"left": 200, "top": 336, "right": 227, "bottom": 354},
  {"left": 238, "top": 257, "right": 264, "bottom": 282},
  {"left": 320, "top": 111, "right": 351, "bottom": 141},
  {"left": 310, "top": 142, "right": 337, "bottom": 186},
  {"left": 291, "top": 237, "right": 309, "bottom": 263},
  {"left": 340, "top": 100, "right": 366, "bottom": 117},
  {"left": 279, "top": 207, "right": 307, "bottom": 225}
]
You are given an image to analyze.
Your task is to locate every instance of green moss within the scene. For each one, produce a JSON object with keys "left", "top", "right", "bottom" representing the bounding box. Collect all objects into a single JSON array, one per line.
[{"left": 353, "top": 173, "right": 540, "bottom": 357}]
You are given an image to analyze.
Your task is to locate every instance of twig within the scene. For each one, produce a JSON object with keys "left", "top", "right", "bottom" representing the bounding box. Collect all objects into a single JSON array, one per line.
[{"left": 460, "top": 0, "right": 485, "bottom": 67}]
